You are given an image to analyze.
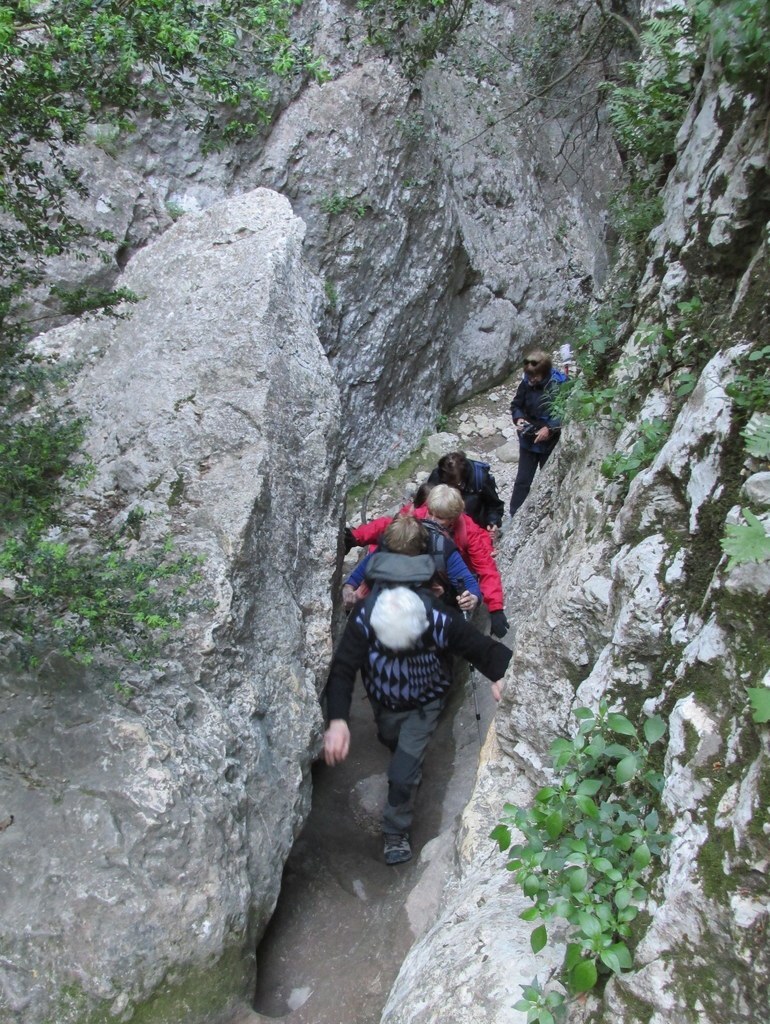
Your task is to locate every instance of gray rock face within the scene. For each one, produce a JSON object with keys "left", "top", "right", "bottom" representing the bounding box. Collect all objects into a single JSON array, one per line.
[
  {"left": 240, "top": 2, "right": 619, "bottom": 479},
  {"left": 0, "top": 189, "right": 344, "bottom": 1024},
  {"left": 382, "top": 55, "right": 769, "bottom": 1024},
  {"left": 55, "top": 1, "right": 617, "bottom": 484}
]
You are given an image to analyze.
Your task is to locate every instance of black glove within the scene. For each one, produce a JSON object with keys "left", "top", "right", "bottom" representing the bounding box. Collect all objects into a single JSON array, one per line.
[
  {"left": 490, "top": 610, "right": 509, "bottom": 638},
  {"left": 343, "top": 527, "right": 355, "bottom": 554}
]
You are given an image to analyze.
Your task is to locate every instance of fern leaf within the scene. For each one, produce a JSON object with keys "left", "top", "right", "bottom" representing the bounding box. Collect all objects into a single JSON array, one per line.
[
  {"left": 743, "top": 414, "right": 770, "bottom": 459},
  {"left": 721, "top": 508, "right": 770, "bottom": 571}
]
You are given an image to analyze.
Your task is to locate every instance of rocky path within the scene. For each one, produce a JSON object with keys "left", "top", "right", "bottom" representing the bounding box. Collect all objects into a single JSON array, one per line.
[{"left": 232, "top": 372, "right": 523, "bottom": 1024}]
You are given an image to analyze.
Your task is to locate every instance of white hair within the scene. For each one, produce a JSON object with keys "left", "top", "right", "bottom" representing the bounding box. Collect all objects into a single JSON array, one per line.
[{"left": 370, "top": 587, "right": 429, "bottom": 650}]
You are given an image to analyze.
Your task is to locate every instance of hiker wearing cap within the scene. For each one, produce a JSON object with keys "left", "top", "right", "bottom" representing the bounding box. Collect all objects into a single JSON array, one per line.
[
  {"left": 509, "top": 349, "right": 566, "bottom": 517},
  {"left": 323, "top": 518, "right": 512, "bottom": 866}
]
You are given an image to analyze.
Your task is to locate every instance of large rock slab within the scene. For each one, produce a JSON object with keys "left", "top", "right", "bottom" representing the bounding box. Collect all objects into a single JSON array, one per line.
[{"left": 0, "top": 189, "right": 344, "bottom": 1024}]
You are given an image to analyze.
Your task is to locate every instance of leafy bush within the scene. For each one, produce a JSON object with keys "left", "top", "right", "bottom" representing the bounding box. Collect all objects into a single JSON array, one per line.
[
  {"left": 1, "top": 535, "right": 203, "bottom": 666},
  {"left": 698, "top": 0, "right": 770, "bottom": 91},
  {"left": 319, "top": 193, "right": 370, "bottom": 217},
  {"left": 721, "top": 507, "right": 770, "bottom": 571},
  {"left": 601, "top": 418, "right": 670, "bottom": 484},
  {"left": 0, "top": 3, "right": 308, "bottom": 670},
  {"left": 492, "top": 702, "right": 670, "bottom": 1002}
]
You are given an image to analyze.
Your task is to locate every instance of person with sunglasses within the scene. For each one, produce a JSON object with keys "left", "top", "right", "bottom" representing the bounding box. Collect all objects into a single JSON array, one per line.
[{"left": 509, "top": 349, "right": 567, "bottom": 517}]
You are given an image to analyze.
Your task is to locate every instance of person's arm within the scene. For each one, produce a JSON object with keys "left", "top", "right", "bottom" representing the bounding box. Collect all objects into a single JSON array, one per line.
[
  {"left": 460, "top": 516, "right": 505, "bottom": 612},
  {"left": 444, "top": 607, "right": 513, "bottom": 681},
  {"left": 345, "top": 552, "right": 373, "bottom": 590},
  {"left": 479, "top": 469, "right": 504, "bottom": 528},
  {"left": 350, "top": 516, "right": 393, "bottom": 548},
  {"left": 510, "top": 381, "right": 528, "bottom": 424},
  {"left": 323, "top": 616, "right": 370, "bottom": 765},
  {"left": 445, "top": 548, "right": 481, "bottom": 612}
]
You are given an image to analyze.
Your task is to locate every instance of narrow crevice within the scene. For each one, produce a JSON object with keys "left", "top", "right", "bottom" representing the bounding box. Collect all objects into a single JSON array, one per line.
[{"left": 251, "top": 669, "right": 496, "bottom": 1024}]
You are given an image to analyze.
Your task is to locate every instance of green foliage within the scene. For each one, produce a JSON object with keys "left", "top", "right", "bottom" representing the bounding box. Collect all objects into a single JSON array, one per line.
[
  {"left": 165, "top": 200, "right": 187, "bottom": 221},
  {"left": 0, "top": 412, "right": 90, "bottom": 534},
  {"left": 357, "top": 0, "right": 471, "bottom": 79},
  {"left": 491, "top": 702, "right": 670, "bottom": 997},
  {"left": 607, "top": 5, "right": 698, "bottom": 166},
  {"left": 514, "top": 977, "right": 566, "bottom": 1024},
  {"left": 601, "top": 418, "right": 670, "bottom": 484},
  {"left": 725, "top": 345, "right": 770, "bottom": 414},
  {"left": 0, "top": 1, "right": 320, "bottom": 671},
  {"left": 605, "top": 4, "right": 701, "bottom": 243},
  {"left": 0, "top": 535, "right": 203, "bottom": 665},
  {"left": 0, "top": 0, "right": 324, "bottom": 319},
  {"left": 747, "top": 687, "right": 770, "bottom": 724},
  {"left": 435, "top": 412, "right": 449, "bottom": 432},
  {"left": 742, "top": 414, "right": 770, "bottom": 460},
  {"left": 319, "top": 193, "right": 370, "bottom": 218},
  {"left": 394, "top": 111, "right": 425, "bottom": 140},
  {"left": 697, "top": 0, "right": 770, "bottom": 92},
  {"left": 324, "top": 278, "right": 338, "bottom": 310},
  {"left": 721, "top": 507, "right": 770, "bottom": 571}
]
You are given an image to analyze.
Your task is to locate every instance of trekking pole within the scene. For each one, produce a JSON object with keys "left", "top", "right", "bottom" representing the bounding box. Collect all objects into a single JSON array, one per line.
[{"left": 463, "top": 610, "right": 483, "bottom": 747}]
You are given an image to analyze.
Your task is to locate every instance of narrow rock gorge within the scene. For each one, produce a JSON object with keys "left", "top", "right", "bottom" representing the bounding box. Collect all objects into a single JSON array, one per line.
[{"left": 0, "top": 1, "right": 767, "bottom": 1022}]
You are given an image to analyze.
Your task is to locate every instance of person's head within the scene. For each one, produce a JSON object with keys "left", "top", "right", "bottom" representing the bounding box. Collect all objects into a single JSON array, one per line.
[
  {"left": 382, "top": 515, "right": 429, "bottom": 555},
  {"left": 436, "top": 451, "right": 468, "bottom": 490},
  {"left": 426, "top": 484, "right": 464, "bottom": 531},
  {"left": 371, "top": 587, "right": 429, "bottom": 650},
  {"left": 523, "top": 349, "right": 552, "bottom": 382},
  {"left": 412, "top": 481, "right": 434, "bottom": 510}
]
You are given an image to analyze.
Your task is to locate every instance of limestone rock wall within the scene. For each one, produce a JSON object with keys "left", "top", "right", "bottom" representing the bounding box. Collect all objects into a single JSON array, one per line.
[
  {"left": 0, "top": 189, "right": 344, "bottom": 1024},
  {"left": 43, "top": 0, "right": 618, "bottom": 483},
  {"left": 381, "top": 57, "right": 769, "bottom": 1024}
]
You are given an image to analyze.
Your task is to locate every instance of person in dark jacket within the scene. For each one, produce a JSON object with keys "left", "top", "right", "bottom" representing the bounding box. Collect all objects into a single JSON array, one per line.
[
  {"left": 324, "top": 521, "right": 512, "bottom": 866},
  {"left": 426, "top": 451, "right": 504, "bottom": 536},
  {"left": 509, "top": 350, "right": 566, "bottom": 517}
]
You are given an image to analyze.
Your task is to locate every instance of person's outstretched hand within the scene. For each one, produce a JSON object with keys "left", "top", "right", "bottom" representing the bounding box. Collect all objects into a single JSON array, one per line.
[{"left": 323, "top": 720, "right": 351, "bottom": 765}]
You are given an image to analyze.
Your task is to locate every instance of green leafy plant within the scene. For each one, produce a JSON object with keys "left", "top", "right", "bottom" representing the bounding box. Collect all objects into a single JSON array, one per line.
[
  {"left": 514, "top": 976, "right": 566, "bottom": 1024},
  {"left": 601, "top": 418, "right": 670, "bottom": 484},
  {"left": 742, "top": 414, "right": 770, "bottom": 460},
  {"left": 435, "top": 412, "right": 449, "bottom": 432},
  {"left": 491, "top": 702, "right": 670, "bottom": 997},
  {"left": 319, "top": 193, "right": 370, "bottom": 217},
  {"left": 0, "top": 534, "right": 204, "bottom": 666},
  {"left": 747, "top": 687, "right": 770, "bottom": 724},
  {"left": 726, "top": 345, "right": 770, "bottom": 414},
  {"left": 721, "top": 507, "right": 770, "bottom": 571},
  {"left": 165, "top": 200, "right": 187, "bottom": 221},
  {"left": 697, "top": 0, "right": 770, "bottom": 92},
  {"left": 357, "top": 0, "right": 471, "bottom": 79},
  {"left": 324, "top": 279, "right": 338, "bottom": 310}
]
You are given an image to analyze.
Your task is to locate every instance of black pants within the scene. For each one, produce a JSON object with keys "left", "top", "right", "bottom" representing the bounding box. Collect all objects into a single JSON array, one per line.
[{"left": 509, "top": 446, "right": 553, "bottom": 516}]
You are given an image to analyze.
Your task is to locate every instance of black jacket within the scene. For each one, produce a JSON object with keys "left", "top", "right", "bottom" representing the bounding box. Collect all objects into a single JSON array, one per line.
[{"left": 326, "top": 592, "right": 512, "bottom": 719}]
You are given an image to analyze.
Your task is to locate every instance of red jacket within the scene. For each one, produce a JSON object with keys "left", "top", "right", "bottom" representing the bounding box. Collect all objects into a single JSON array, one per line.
[{"left": 350, "top": 505, "right": 504, "bottom": 612}]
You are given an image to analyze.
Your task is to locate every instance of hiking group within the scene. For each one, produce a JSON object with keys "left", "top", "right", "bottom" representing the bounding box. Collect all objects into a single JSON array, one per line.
[{"left": 322, "top": 349, "right": 566, "bottom": 865}]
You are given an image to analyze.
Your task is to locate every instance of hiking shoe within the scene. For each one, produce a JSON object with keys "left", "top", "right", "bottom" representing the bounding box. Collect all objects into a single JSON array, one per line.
[{"left": 383, "top": 833, "right": 412, "bottom": 866}]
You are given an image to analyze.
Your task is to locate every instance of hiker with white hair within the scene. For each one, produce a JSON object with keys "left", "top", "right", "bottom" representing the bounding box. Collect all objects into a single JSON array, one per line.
[{"left": 323, "top": 524, "right": 511, "bottom": 866}]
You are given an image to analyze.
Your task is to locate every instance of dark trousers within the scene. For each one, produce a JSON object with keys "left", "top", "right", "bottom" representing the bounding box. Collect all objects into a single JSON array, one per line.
[
  {"left": 509, "top": 446, "right": 552, "bottom": 516},
  {"left": 369, "top": 697, "right": 444, "bottom": 835}
]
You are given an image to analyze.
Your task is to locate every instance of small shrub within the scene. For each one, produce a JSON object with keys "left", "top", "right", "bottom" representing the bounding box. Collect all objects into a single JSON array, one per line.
[
  {"left": 492, "top": 702, "right": 670, "bottom": 997},
  {"left": 319, "top": 193, "right": 370, "bottom": 218}
]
